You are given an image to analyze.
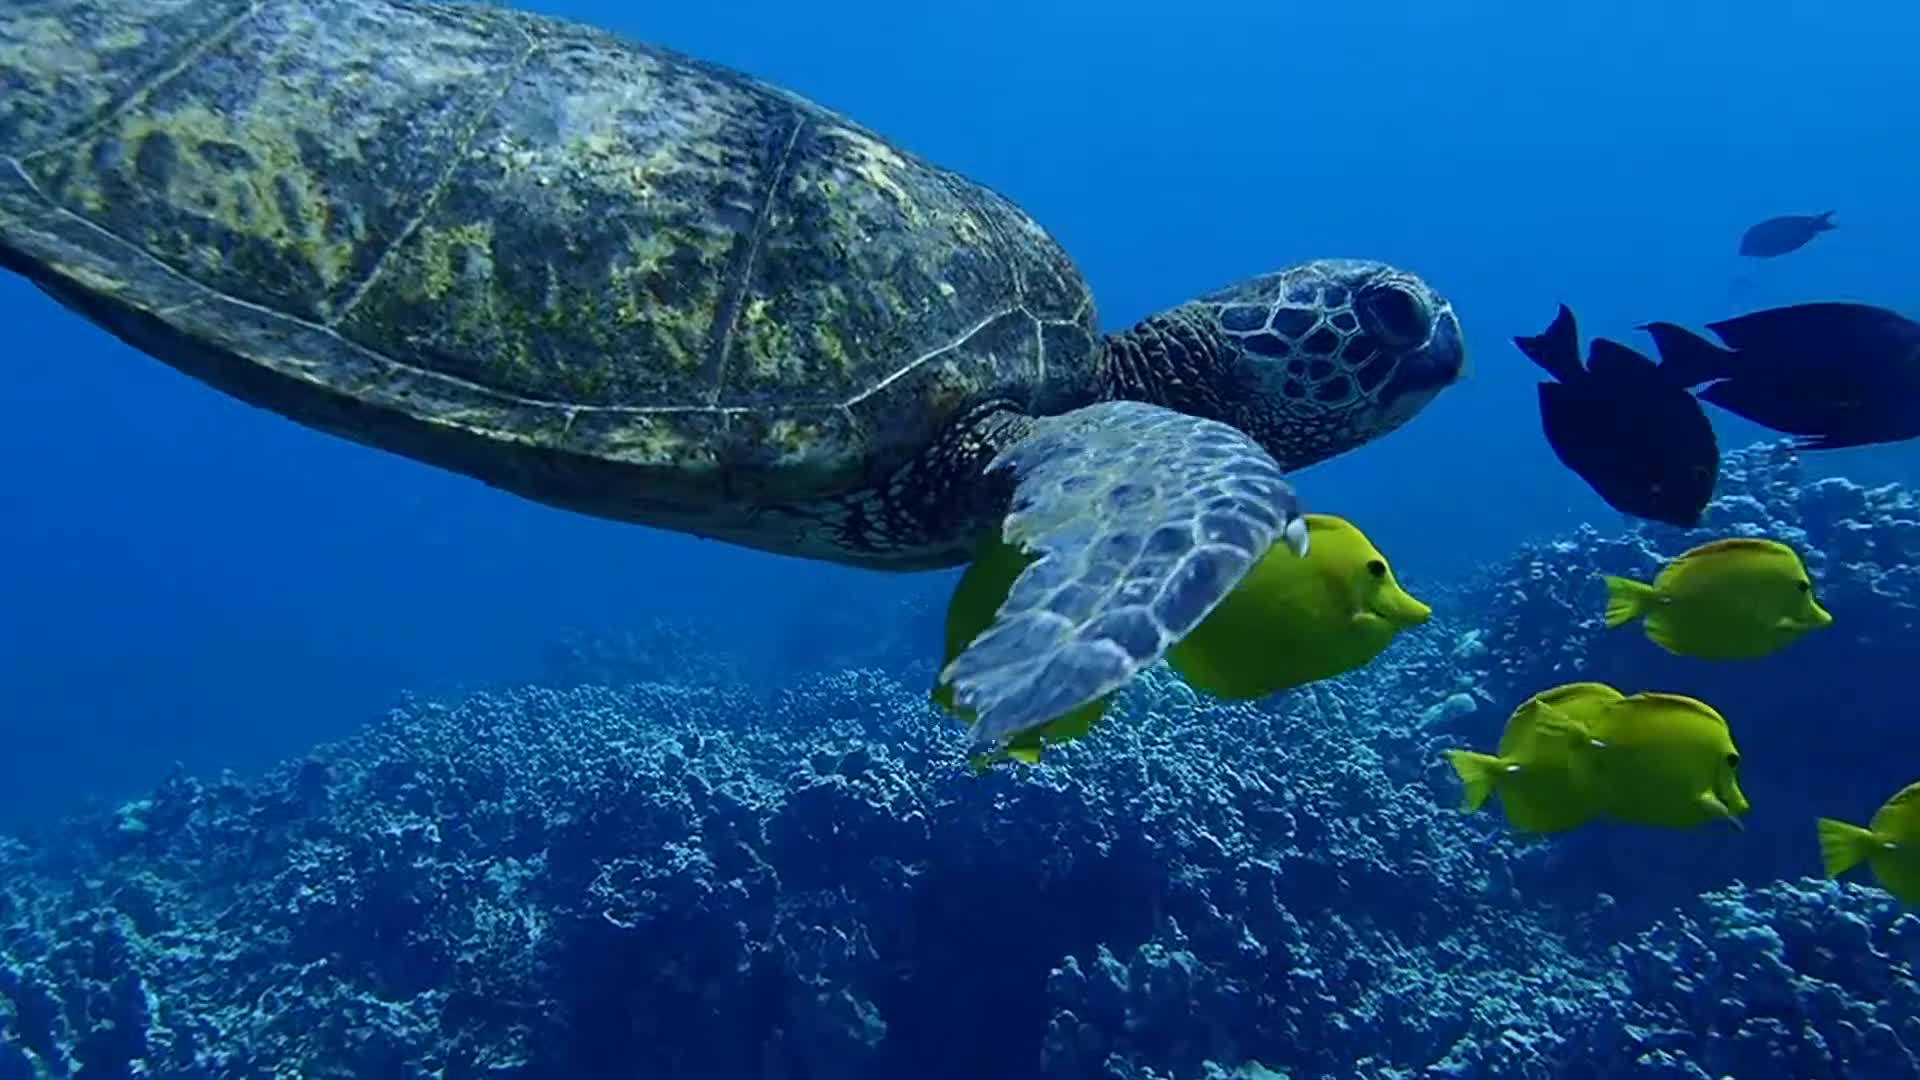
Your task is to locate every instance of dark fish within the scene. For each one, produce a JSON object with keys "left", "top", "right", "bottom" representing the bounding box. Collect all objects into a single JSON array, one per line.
[
  {"left": 1641, "top": 302, "right": 1920, "bottom": 450},
  {"left": 1738, "top": 211, "right": 1836, "bottom": 257},
  {"left": 1514, "top": 305, "right": 1719, "bottom": 528}
]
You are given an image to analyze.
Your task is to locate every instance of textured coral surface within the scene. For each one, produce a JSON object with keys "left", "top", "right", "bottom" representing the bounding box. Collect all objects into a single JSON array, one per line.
[{"left": 2, "top": 442, "right": 1915, "bottom": 1079}]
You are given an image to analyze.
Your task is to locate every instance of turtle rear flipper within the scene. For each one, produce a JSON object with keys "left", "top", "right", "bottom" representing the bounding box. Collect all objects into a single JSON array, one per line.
[{"left": 938, "top": 400, "right": 1308, "bottom": 751}]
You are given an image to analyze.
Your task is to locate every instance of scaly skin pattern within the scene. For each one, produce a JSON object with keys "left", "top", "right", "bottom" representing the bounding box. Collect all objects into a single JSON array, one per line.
[
  {"left": 0, "top": 0, "right": 1098, "bottom": 567},
  {"left": 1099, "top": 259, "right": 1463, "bottom": 472}
]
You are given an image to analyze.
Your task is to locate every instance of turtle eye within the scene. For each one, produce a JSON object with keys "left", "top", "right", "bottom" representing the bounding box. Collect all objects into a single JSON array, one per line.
[
  {"left": 1725, "top": 753, "right": 1741, "bottom": 769},
  {"left": 1366, "top": 559, "right": 1387, "bottom": 577},
  {"left": 1356, "top": 282, "right": 1431, "bottom": 348}
]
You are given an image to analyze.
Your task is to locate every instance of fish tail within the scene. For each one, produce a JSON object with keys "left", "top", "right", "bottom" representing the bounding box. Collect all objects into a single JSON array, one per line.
[
  {"left": 1639, "top": 321, "right": 1736, "bottom": 387},
  {"left": 1512, "top": 304, "right": 1584, "bottom": 384},
  {"left": 1816, "top": 817, "right": 1878, "bottom": 878},
  {"left": 1815, "top": 210, "right": 1837, "bottom": 230},
  {"left": 1601, "top": 575, "right": 1657, "bottom": 628},
  {"left": 1444, "top": 750, "right": 1506, "bottom": 813}
]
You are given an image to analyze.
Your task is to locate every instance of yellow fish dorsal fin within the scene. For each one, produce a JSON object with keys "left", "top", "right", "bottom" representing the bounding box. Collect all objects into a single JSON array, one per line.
[
  {"left": 1674, "top": 537, "right": 1795, "bottom": 562},
  {"left": 1529, "top": 682, "right": 1623, "bottom": 709},
  {"left": 1624, "top": 691, "right": 1728, "bottom": 728},
  {"left": 1871, "top": 781, "right": 1920, "bottom": 837},
  {"left": 1881, "top": 781, "right": 1920, "bottom": 810},
  {"left": 1662, "top": 538, "right": 1803, "bottom": 589}
]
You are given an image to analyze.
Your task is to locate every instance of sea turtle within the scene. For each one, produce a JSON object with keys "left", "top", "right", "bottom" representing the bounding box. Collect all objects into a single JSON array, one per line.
[{"left": 0, "top": 0, "right": 1466, "bottom": 755}]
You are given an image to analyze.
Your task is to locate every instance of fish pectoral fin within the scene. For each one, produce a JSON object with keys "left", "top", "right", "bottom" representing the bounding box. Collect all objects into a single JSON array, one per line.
[
  {"left": 1526, "top": 701, "right": 1593, "bottom": 744},
  {"left": 1696, "top": 791, "right": 1740, "bottom": 828}
]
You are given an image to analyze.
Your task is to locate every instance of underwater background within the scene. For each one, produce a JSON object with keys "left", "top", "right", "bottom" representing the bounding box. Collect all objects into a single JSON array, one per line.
[{"left": 2, "top": 0, "right": 1919, "bottom": 1076}]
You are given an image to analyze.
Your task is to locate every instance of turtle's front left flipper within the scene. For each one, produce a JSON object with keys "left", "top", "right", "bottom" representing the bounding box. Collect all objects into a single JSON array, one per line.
[{"left": 938, "top": 400, "right": 1309, "bottom": 752}]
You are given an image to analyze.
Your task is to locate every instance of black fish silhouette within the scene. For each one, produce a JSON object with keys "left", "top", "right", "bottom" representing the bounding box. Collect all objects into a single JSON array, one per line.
[
  {"left": 1738, "top": 211, "right": 1836, "bottom": 258},
  {"left": 1515, "top": 305, "right": 1718, "bottom": 528},
  {"left": 1642, "top": 302, "right": 1920, "bottom": 450}
]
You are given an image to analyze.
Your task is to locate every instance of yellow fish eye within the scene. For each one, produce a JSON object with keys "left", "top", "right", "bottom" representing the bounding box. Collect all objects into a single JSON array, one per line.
[
  {"left": 1366, "top": 559, "right": 1387, "bottom": 578},
  {"left": 1797, "top": 580, "right": 1811, "bottom": 593},
  {"left": 1725, "top": 752, "right": 1741, "bottom": 768}
]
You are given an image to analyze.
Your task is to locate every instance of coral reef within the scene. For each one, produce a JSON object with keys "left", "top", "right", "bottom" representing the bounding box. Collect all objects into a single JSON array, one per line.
[
  {"left": 0, "top": 441, "right": 1914, "bottom": 1079},
  {"left": 1444, "top": 442, "right": 1920, "bottom": 924}
]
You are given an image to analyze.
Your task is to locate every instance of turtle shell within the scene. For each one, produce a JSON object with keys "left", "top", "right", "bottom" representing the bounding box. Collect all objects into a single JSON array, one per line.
[{"left": 0, "top": 0, "right": 1099, "bottom": 545}]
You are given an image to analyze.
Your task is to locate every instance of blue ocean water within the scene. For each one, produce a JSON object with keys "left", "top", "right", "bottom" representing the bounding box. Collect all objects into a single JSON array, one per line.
[
  {"left": 0, "top": 1, "right": 1918, "bottom": 1075},
  {"left": 4, "top": 0, "right": 1911, "bottom": 824}
]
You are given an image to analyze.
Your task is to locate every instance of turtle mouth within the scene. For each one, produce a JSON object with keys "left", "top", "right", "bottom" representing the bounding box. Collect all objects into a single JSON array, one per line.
[
  {"left": 1388, "top": 302, "right": 1465, "bottom": 392},
  {"left": 1367, "top": 303, "right": 1465, "bottom": 431}
]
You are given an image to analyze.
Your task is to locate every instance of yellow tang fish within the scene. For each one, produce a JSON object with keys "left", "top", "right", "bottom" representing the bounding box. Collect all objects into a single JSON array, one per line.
[
  {"left": 1569, "top": 691, "right": 1750, "bottom": 830},
  {"left": 932, "top": 529, "right": 1109, "bottom": 770},
  {"left": 1817, "top": 782, "right": 1920, "bottom": 905},
  {"left": 1447, "top": 685, "right": 1749, "bottom": 832},
  {"left": 1164, "top": 513, "right": 1431, "bottom": 699},
  {"left": 1445, "top": 682, "right": 1625, "bottom": 833},
  {"left": 933, "top": 513, "right": 1430, "bottom": 767},
  {"left": 1601, "top": 537, "right": 1832, "bottom": 660}
]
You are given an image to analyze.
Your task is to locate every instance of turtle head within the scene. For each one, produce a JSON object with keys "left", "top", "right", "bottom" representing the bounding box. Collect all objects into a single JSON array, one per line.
[{"left": 1103, "top": 258, "right": 1465, "bottom": 472}]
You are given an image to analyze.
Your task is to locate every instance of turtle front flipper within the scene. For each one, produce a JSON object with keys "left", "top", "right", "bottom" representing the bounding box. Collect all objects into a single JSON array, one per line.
[{"left": 938, "top": 400, "right": 1309, "bottom": 752}]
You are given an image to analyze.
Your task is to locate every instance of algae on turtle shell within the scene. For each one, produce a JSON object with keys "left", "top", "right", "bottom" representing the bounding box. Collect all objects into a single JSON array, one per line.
[{"left": 0, "top": 0, "right": 1467, "bottom": 752}]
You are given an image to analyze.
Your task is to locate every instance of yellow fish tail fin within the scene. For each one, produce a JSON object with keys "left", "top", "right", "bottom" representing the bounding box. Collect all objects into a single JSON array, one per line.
[
  {"left": 965, "top": 737, "right": 1044, "bottom": 772},
  {"left": 965, "top": 745, "right": 1016, "bottom": 773},
  {"left": 1816, "top": 817, "right": 1878, "bottom": 878},
  {"left": 1601, "top": 574, "right": 1658, "bottom": 628},
  {"left": 1445, "top": 750, "right": 1506, "bottom": 812}
]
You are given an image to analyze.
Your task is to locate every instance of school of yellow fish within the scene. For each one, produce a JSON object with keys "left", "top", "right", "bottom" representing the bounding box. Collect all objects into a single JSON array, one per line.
[
  {"left": 930, "top": 514, "right": 1917, "bottom": 906},
  {"left": 1451, "top": 536, "right": 1913, "bottom": 906}
]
